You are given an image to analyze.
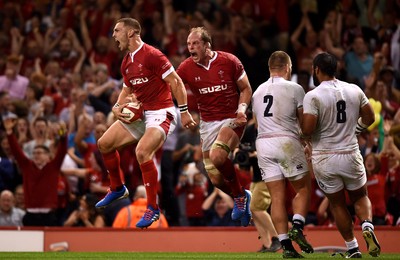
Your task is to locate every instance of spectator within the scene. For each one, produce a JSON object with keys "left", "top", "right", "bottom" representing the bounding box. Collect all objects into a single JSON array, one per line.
[
  {"left": 175, "top": 163, "right": 208, "bottom": 226},
  {"left": 290, "top": 7, "right": 323, "bottom": 72},
  {"left": 4, "top": 116, "right": 67, "bottom": 226},
  {"left": 0, "top": 189, "right": 25, "bottom": 227},
  {"left": 202, "top": 187, "right": 239, "bottom": 227},
  {"left": 0, "top": 134, "right": 21, "bottom": 193},
  {"left": 22, "top": 116, "right": 53, "bottom": 159},
  {"left": 113, "top": 185, "right": 168, "bottom": 229},
  {"left": 63, "top": 193, "right": 105, "bottom": 227},
  {"left": 172, "top": 111, "right": 201, "bottom": 174},
  {"left": 344, "top": 36, "right": 374, "bottom": 89},
  {"left": 0, "top": 54, "right": 29, "bottom": 102},
  {"left": 15, "top": 117, "right": 32, "bottom": 147},
  {"left": 87, "top": 64, "right": 121, "bottom": 117},
  {"left": 50, "top": 75, "right": 74, "bottom": 116},
  {"left": 59, "top": 87, "right": 95, "bottom": 126},
  {"left": 13, "top": 184, "right": 24, "bottom": 210},
  {"left": 364, "top": 152, "right": 387, "bottom": 225}
]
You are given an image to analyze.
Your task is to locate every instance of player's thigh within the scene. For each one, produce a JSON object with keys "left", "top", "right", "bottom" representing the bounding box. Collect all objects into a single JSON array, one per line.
[
  {"left": 135, "top": 107, "right": 177, "bottom": 162},
  {"left": 98, "top": 121, "right": 138, "bottom": 152},
  {"left": 312, "top": 154, "right": 343, "bottom": 194},
  {"left": 341, "top": 152, "right": 367, "bottom": 191},
  {"left": 217, "top": 118, "right": 244, "bottom": 149},
  {"left": 314, "top": 152, "right": 366, "bottom": 194}
]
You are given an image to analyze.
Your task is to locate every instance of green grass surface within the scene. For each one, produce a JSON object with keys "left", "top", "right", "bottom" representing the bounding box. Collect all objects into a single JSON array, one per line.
[{"left": 0, "top": 252, "right": 399, "bottom": 259}]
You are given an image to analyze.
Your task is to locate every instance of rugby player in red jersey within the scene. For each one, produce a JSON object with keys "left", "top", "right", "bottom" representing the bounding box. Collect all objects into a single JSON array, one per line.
[
  {"left": 95, "top": 18, "right": 196, "bottom": 229},
  {"left": 177, "top": 27, "right": 253, "bottom": 226}
]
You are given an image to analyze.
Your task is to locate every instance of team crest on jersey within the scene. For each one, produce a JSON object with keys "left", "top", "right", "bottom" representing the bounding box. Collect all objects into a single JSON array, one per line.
[
  {"left": 125, "top": 68, "right": 129, "bottom": 74},
  {"left": 195, "top": 76, "right": 201, "bottom": 82},
  {"left": 138, "top": 64, "right": 143, "bottom": 72},
  {"left": 218, "top": 70, "right": 224, "bottom": 81}
]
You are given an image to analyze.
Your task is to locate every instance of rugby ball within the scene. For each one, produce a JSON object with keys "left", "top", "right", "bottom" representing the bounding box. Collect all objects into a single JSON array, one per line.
[{"left": 121, "top": 102, "right": 143, "bottom": 123}]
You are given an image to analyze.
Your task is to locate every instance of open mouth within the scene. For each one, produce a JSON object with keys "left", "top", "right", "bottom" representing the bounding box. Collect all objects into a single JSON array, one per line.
[{"left": 190, "top": 52, "right": 198, "bottom": 58}]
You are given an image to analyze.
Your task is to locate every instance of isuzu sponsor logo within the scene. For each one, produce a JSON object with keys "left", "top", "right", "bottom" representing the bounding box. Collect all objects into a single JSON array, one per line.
[
  {"left": 130, "top": 77, "right": 149, "bottom": 85},
  {"left": 199, "top": 84, "right": 228, "bottom": 94}
]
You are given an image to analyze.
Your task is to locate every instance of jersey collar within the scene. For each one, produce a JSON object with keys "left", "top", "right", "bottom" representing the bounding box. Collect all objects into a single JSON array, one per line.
[
  {"left": 129, "top": 41, "right": 144, "bottom": 62},
  {"left": 196, "top": 51, "right": 218, "bottom": 70}
]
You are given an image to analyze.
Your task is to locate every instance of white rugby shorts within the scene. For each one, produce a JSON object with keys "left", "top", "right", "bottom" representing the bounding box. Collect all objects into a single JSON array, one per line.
[
  {"left": 256, "top": 136, "right": 308, "bottom": 182},
  {"left": 311, "top": 150, "right": 366, "bottom": 194},
  {"left": 199, "top": 118, "right": 236, "bottom": 152},
  {"left": 120, "top": 106, "right": 177, "bottom": 141}
]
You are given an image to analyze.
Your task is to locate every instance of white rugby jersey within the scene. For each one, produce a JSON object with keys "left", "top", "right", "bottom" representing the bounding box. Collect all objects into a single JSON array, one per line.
[
  {"left": 252, "top": 77, "right": 304, "bottom": 139},
  {"left": 303, "top": 79, "right": 369, "bottom": 152}
]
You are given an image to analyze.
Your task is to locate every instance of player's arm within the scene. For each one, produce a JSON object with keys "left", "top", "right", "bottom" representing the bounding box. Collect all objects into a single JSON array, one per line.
[
  {"left": 301, "top": 113, "right": 317, "bottom": 138},
  {"left": 112, "top": 85, "right": 132, "bottom": 124},
  {"left": 164, "top": 71, "right": 196, "bottom": 128},
  {"left": 356, "top": 102, "right": 375, "bottom": 135},
  {"left": 235, "top": 74, "right": 252, "bottom": 126}
]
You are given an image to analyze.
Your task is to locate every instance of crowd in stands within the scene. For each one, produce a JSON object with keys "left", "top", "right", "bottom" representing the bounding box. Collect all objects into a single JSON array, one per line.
[{"left": 0, "top": 0, "right": 400, "bottom": 228}]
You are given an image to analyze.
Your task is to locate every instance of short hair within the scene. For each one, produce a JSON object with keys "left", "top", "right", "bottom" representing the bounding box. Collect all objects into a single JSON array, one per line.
[
  {"left": 268, "top": 51, "right": 292, "bottom": 70},
  {"left": 313, "top": 52, "right": 337, "bottom": 77},
  {"left": 189, "top": 27, "right": 212, "bottom": 46},
  {"left": 116, "top": 18, "right": 141, "bottom": 35}
]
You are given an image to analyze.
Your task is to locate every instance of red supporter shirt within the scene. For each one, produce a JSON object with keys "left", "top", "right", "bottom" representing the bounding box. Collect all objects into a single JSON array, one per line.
[
  {"left": 366, "top": 156, "right": 388, "bottom": 218},
  {"left": 7, "top": 134, "right": 67, "bottom": 209},
  {"left": 121, "top": 43, "right": 174, "bottom": 110},
  {"left": 177, "top": 51, "right": 245, "bottom": 122}
]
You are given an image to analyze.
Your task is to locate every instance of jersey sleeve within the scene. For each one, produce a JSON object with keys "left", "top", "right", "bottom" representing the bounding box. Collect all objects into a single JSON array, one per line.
[
  {"left": 359, "top": 89, "right": 370, "bottom": 107},
  {"left": 229, "top": 54, "right": 246, "bottom": 82},
  {"left": 303, "top": 92, "right": 319, "bottom": 116},
  {"left": 294, "top": 84, "right": 305, "bottom": 109},
  {"left": 147, "top": 49, "right": 174, "bottom": 80}
]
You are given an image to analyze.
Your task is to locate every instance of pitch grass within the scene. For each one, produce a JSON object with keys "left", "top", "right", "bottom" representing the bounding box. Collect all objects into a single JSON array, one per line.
[{"left": 0, "top": 252, "right": 399, "bottom": 259}]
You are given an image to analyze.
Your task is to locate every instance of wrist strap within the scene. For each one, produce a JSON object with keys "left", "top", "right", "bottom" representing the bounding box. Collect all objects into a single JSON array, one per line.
[
  {"left": 237, "top": 103, "right": 248, "bottom": 114},
  {"left": 178, "top": 104, "right": 188, "bottom": 113}
]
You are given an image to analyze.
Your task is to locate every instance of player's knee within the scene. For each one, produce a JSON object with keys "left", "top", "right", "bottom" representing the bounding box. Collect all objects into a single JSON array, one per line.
[
  {"left": 135, "top": 146, "right": 152, "bottom": 163},
  {"left": 97, "top": 135, "right": 113, "bottom": 154},
  {"left": 209, "top": 141, "right": 230, "bottom": 167}
]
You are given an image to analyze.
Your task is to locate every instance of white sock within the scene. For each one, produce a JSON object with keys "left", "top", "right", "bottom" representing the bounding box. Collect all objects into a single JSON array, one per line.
[
  {"left": 345, "top": 238, "right": 359, "bottom": 250},
  {"left": 292, "top": 213, "right": 306, "bottom": 223},
  {"left": 278, "top": 233, "right": 289, "bottom": 241},
  {"left": 361, "top": 221, "right": 374, "bottom": 231}
]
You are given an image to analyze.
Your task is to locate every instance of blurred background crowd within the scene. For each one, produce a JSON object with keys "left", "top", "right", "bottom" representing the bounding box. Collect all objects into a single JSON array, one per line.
[{"left": 0, "top": 0, "right": 400, "bottom": 229}]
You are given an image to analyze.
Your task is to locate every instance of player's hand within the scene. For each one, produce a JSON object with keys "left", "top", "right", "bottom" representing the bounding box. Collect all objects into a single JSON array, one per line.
[
  {"left": 112, "top": 103, "right": 131, "bottom": 124},
  {"left": 181, "top": 111, "right": 197, "bottom": 129},
  {"left": 234, "top": 112, "right": 247, "bottom": 127},
  {"left": 304, "top": 142, "right": 312, "bottom": 163}
]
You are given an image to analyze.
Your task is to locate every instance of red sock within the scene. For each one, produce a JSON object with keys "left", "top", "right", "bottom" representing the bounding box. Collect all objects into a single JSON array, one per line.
[
  {"left": 102, "top": 150, "right": 124, "bottom": 190},
  {"left": 215, "top": 158, "right": 243, "bottom": 197},
  {"left": 139, "top": 160, "right": 158, "bottom": 208}
]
